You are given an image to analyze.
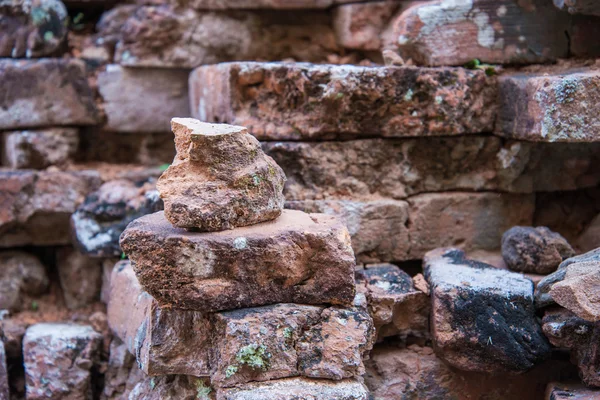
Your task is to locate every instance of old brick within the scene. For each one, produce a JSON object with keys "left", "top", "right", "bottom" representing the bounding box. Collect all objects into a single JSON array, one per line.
[
  {"left": 2, "top": 128, "right": 78, "bottom": 169},
  {"left": 333, "top": 2, "right": 401, "bottom": 50},
  {"left": 191, "top": 62, "right": 496, "bottom": 140},
  {"left": 56, "top": 248, "right": 103, "bottom": 310},
  {"left": 0, "top": 251, "right": 48, "bottom": 312}
]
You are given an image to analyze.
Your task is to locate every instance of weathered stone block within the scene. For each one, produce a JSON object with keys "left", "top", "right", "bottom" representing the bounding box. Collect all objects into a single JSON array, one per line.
[
  {"left": 128, "top": 375, "right": 212, "bottom": 400},
  {"left": 0, "top": 170, "right": 101, "bottom": 247},
  {"left": 120, "top": 210, "right": 356, "bottom": 311},
  {"left": 2, "top": 128, "right": 78, "bottom": 169},
  {"left": 23, "top": 323, "right": 102, "bottom": 400},
  {"left": 0, "top": 340, "right": 8, "bottom": 400},
  {"left": 424, "top": 248, "right": 551, "bottom": 373},
  {"left": 157, "top": 118, "right": 285, "bottom": 231},
  {"left": 56, "top": 248, "right": 103, "bottom": 310},
  {"left": 98, "top": 65, "right": 190, "bottom": 133},
  {"left": 0, "top": 59, "right": 99, "bottom": 130},
  {"left": 107, "top": 261, "right": 210, "bottom": 377},
  {"left": 333, "top": 2, "right": 401, "bottom": 50},
  {"left": 497, "top": 69, "right": 600, "bottom": 142},
  {"left": 550, "top": 261, "right": 600, "bottom": 322},
  {"left": 191, "top": 62, "right": 496, "bottom": 140},
  {"left": 545, "top": 382, "right": 600, "bottom": 399},
  {"left": 286, "top": 199, "right": 409, "bottom": 263},
  {"left": 554, "top": 0, "right": 600, "bottom": 16},
  {"left": 0, "top": 251, "right": 48, "bottom": 312}
]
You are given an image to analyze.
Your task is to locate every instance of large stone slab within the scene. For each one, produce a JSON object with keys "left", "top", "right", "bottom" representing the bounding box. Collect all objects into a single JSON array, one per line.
[
  {"left": 98, "top": 65, "right": 190, "bottom": 133},
  {"left": 424, "top": 248, "right": 551, "bottom": 373},
  {"left": 0, "top": 170, "right": 102, "bottom": 247},
  {"left": 2, "top": 128, "right": 79, "bottom": 169},
  {"left": 120, "top": 209, "right": 356, "bottom": 311},
  {"left": 0, "top": 59, "right": 99, "bottom": 130},
  {"left": 497, "top": 69, "right": 600, "bottom": 142},
  {"left": 191, "top": 62, "right": 496, "bottom": 140}
]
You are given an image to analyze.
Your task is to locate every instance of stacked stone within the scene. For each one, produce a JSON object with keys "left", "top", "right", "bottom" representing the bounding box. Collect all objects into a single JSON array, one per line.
[{"left": 106, "top": 117, "right": 375, "bottom": 398}]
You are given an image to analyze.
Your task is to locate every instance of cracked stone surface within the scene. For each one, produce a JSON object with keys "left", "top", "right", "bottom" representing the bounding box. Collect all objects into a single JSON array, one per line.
[
  {"left": 120, "top": 210, "right": 356, "bottom": 312},
  {"left": 157, "top": 118, "right": 286, "bottom": 231},
  {"left": 2, "top": 128, "right": 79, "bottom": 169}
]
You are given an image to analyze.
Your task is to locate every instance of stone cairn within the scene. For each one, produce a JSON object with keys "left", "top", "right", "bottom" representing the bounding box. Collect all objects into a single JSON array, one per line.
[{"left": 110, "top": 117, "right": 375, "bottom": 398}]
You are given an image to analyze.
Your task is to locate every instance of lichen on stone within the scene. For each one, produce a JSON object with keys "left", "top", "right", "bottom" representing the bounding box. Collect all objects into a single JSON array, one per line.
[{"left": 235, "top": 343, "right": 271, "bottom": 371}]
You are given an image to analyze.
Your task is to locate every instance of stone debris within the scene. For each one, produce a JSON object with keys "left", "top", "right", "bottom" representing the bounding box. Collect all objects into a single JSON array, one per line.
[
  {"left": 1, "top": 128, "right": 79, "bottom": 169},
  {"left": 0, "top": 59, "right": 99, "bottom": 130},
  {"left": 156, "top": 118, "right": 285, "bottom": 231},
  {"left": 553, "top": 0, "right": 600, "bottom": 16},
  {"left": 497, "top": 69, "right": 600, "bottom": 142},
  {"left": 56, "top": 248, "right": 103, "bottom": 310},
  {"left": 545, "top": 382, "right": 600, "bottom": 399},
  {"left": 424, "top": 248, "right": 551, "bottom": 373},
  {"left": 501, "top": 226, "right": 575, "bottom": 274},
  {"left": 71, "top": 178, "right": 163, "bottom": 258},
  {"left": 0, "top": 251, "right": 49, "bottom": 312},
  {"left": 23, "top": 323, "right": 103, "bottom": 400},
  {"left": 191, "top": 62, "right": 496, "bottom": 140},
  {"left": 356, "top": 264, "right": 429, "bottom": 339},
  {"left": 120, "top": 210, "right": 356, "bottom": 312}
]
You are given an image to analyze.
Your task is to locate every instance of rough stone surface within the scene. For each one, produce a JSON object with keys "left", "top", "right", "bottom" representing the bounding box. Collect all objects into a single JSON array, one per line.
[
  {"left": 424, "top": 248, "right": 551, "bottom": 373},
  {"left": 263, "top": 138, "right": 600, "bottom": 200},
  {"left": 71, "top": 178, "right": 163, "bottom": 258},
  {"left": 0, "top": 340, "right": 8, "bottom": 400},
  {"left": 56, "top": 248, "right": 103, "bottom": 310},
  {"left": 2, "top": 128, "right": 79, "bottom": 169},
  {"left": 549, "top": 261, "right": 600, "bottom": 322},
  {"left": 157, "top": 118, "right": 286, "bottom": 231},
  {"left": 333, "top": 2, "right": 401, "bottom": 50},
  {"left": 102, "top": 338, "right": 136, "bottom": 400},
  {"left": 501, "top": 226, "right": 575, "bottom": 274},
  {"left": 191, "top": 62, "right": 496, "bottom": 140},
  {"left": 103, "top": 5, "right": 339, "bottom": 68},
  {"left": 554, "top": 0, "right": 600, "bottom": 16},
  {"left": 128, "top": 374, "right": 211, "bottom": 400},
  {"left": 98, "top": 65, "right": 190, "bottom": 133},
  {"left": 577, "top": 213, "right": 600, "bottom": 253},
  {"left": 121, "top": 210, "right": 356, "bottom": 311},
  {"left": 285, "top": 199, "right": 409, "bottom": 263},
  {"left": 215, "top": 378, "right": 369, "bottom": 400},
  {"left": 545, "top": 382, "right": 600, "bottom": 399},
  {"left": 357, "top": 264, "right": 429, "bottom": 339},
  {"left": 0, "top": 59, "right": 99, "bottom": 130},
  {"left": 498, "top": 69, "right": 600, "bottom": 142},
  {"left": 0, "top": 170, "right": 101, "bottom": 247},
  {"left": 23, "top": 323, "right": 102, "bottom": 400},
  {"left": 391, "top": 0, "right": 572, "bottom": 66},
  {"left": 0, "top": 251, "right": 49, "bottom": 312},
  {"left": 0, "top": 0, "right": 68, "bottom": 58},
  {"left": 107, "top": 260, "right": 210, "bottom": 377}
]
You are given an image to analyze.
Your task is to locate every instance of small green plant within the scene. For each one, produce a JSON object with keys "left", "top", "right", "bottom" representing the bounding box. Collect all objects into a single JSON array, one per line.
[
  {"left": 159, "top": 163, "right": 170, "bottom": 172},
  {"left": 31, "top": 301, "right": 39, "bottom": 311},
  {"left": 195, "top": 380, "right": 211, "bottom": 399},
  {"left": 120, "top": 252, "right": 127, "bottom": 260},
  {"left": 464, "top": 59, "right": 496, "bottom": 76}
]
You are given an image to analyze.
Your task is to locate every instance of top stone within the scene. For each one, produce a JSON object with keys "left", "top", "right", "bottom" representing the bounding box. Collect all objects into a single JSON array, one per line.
[{"left": 157, "top": 118, "right": 286, "bottom": 231}]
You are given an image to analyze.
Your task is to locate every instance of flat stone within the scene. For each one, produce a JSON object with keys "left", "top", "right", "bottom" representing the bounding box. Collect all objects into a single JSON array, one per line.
[
  {"left": 390, "top": 0, "right": 572, "bottom": 66},
  {"left": 191, "top": 62, "right": 496, "bottom": 140},
  {"left": 501, "top": 226, "right": 575, "bottom": 274},
  {"left": 554, "top": 0, "right": 600, "bottom": 16},
  {"left": 157, "top": 118, "right": 286, "bottom": 231},
  {"left": 0, "top": 170, "right": 102, "bottom": 247},
  {"left": 71, "top": 178, "right": 162, "bottom": 258},
  {"left": 549, "top": 261, "right": 600, "bottom": 322},
  {"left": 56, "top": 248, "right": 103, "bottom": 310},
  {"left": 424, "top": 248, "right": 550, "bottom": 373},
  {"left": 121, "top": 209, "right": 355, "bottom": 311},
  {"left": 0, "top": 0, "right": 68, "bottom": 58},
  {"left": 103, "top": 5, "right": 338, "bottom": 68},
  {"left": 0, "top": 251, "right": 49, "bottom": 312},
  {"left": 215, "top": 378, "right": 369, "bottom": 400},
  {"left": 497, "top": 69, "right": 600, "bottom": 142},
  {"left": 285, "top": 199, "right": 409, "bottom": 263},
  {"left": 107, "top": 260, "right": 210, "bottom": 376},
  {"left": 545, "top": 382, "right": 600, "bottom": 400},
  {"left": 23, "top": 323, "right": 103, "bottom": 400},
  {"left": 0, "top": 340, "right": 7, "bottom": 400},
  {"left": 2, "top": 128, "right": 79, "bottom": 169},
  {"left": 356, "top": 264, "right": 429, "bottom": 339},
  {"left": 0, "top": 59, "right": 99, "bottom": 130},
  {"left": 98, "top": 65, "right": 190, "bottom": 133}
]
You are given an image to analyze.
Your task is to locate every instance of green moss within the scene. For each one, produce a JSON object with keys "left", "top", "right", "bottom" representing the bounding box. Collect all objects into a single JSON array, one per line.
[
  {"left": 235, "top": 344, "right": 271, "bottom": 371},
  {"left": 283, "top": 327, "right": 293, "bottom": 339},
  {"left": 195, "top": 380, "right": 212, "bottom": 399},
  {"left": 225, "top": 365, "right": 238, "bottom": 378}
]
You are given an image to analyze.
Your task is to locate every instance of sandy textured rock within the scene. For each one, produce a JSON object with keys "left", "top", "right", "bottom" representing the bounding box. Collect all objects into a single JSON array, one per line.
[
  {"left": 545, "top": 382, "right": 600, "bottom": 399},
  {"left": 2, "top": 128, "right": 78, "bottom": 169},
  {"left": 286, "top": 199, "right": 409, "bottom": 263},
  {"left": 56, "top": 248, "right": 103, "bottom": 310},
  {"left": 71, "top": 178, "right": 162, "bottom": 258},
  {"left": 502, "top": 226, "right": 575, "bottom": 274},
  {"left": 107, "top": 260, "right": 210, "bottom": 376},
  {"left": 408, "top": 192, "right": 534, "bottom": 259},
  {"left": 263, "top": 137, "right": 600, "bottom": 200},
  {"left": 357, "top": 264, "right": 429, "bottom": 339},
  {"left": 498, "top": 69, "right": 600, "bottom": 142},
  {"left": 0, "top": 0, "right": 68, "bottom": 58},
  {"left": 98, "top": 65, "right": 190, "bottom": 133},
  {"left": 157, "top": 118, "right": 285, "bottom": 231},
  {"left": 391, "top": 0, "right": 572, "bottom": 66},
  {"left": 216, "top": 378, "right": 369, "bottom": 400},
  {"left": 103, "top": 5, "right": 338, "bottom": 68},
  {"left": 0, "top": 251, "right": 48, "bottom": 312},
  {"left": 0, "top": 170, "right": 101, "bottom": 247},
  {"left": 550, "top": 261, "right": 600, "bottom": 322},
  {"left": 121, "top": 210, "right": 356, "bottom": 311},
  {"left": 0, "top": 59, "right": 99, "bottom": 130},
  {"left": 0, "top": 340, "right": 7, "bottom": 400},
  {"left": 554, "top": 0, "right": 600, "bottom": 15},
  {"left": 23, "top": 323, "right": 102, "bottom": 400},
  {"left": 424, "top": 248, "right": 550, "bottom": 373},
  {"left": 191, "top": 62, "right": 496, "bottom": 140},
  {"left": 333, "top": 2, "right": 401, "bottom": 50}
]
